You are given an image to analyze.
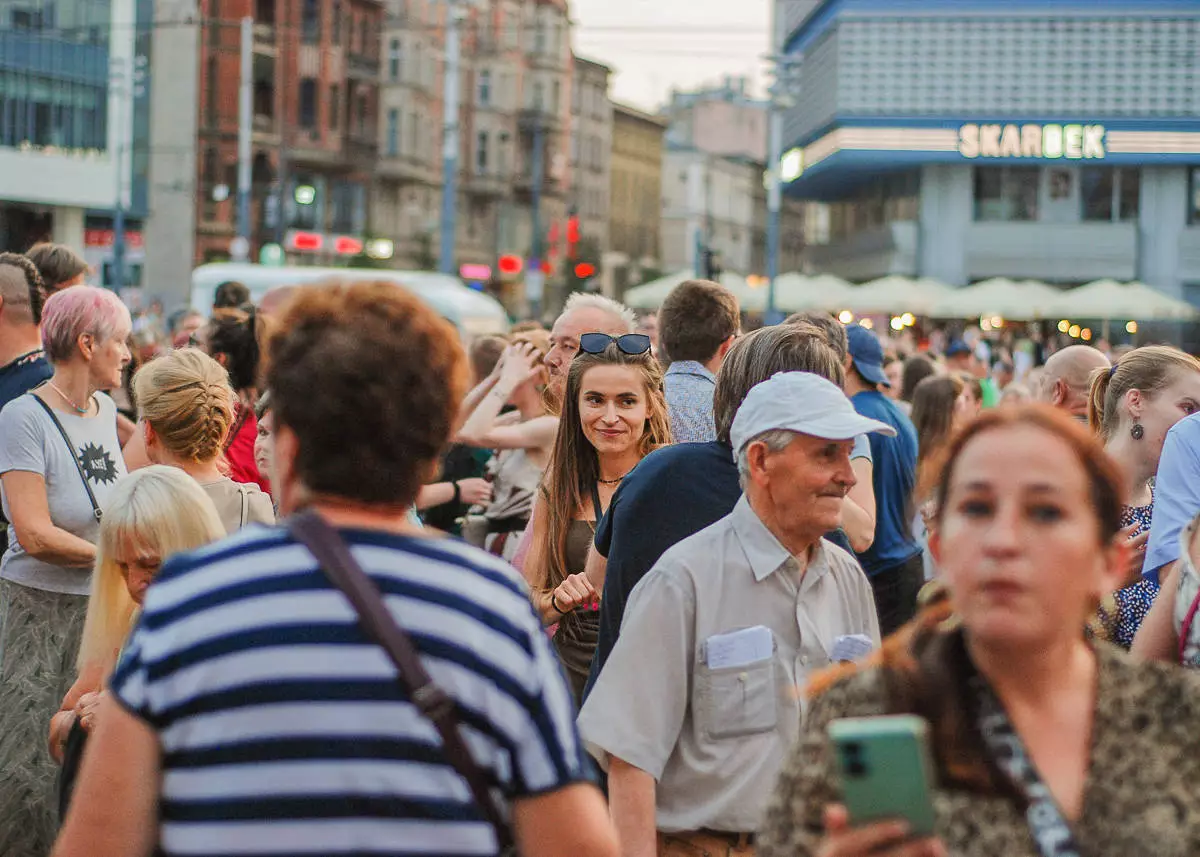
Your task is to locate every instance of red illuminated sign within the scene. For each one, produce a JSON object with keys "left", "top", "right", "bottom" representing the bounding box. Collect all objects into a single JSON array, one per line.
[
  {"left": 574, "top": 262, "right": 596, "bottom": 279},
  {"left": 289, "top": 231, "right": 324, "bottom": 251},
  {"left": 334, "top": 236, "right": 364, "bottom": 255},
  {"left": 459, "top": 263, "right": 492, "bottom": 281},
  {"left": 497, "top": 255, "right": 523, "bottom": 275}
]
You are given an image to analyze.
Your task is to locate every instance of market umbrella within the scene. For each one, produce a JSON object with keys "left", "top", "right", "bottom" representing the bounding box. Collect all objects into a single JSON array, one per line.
[
  {"left": 1045, "top": 279, "right": 1199, "bottom": 321},
  {"left": 767, "top": 272, "right": 855, "bottom": 313},
  {"left": 931, "top": 277, "right": 1062, "bottom": 320},
  {"left": 848, "top": 276, "right": 953, "bottom": 316},
  {"left": 622, "top": 270, "right": 757, "bottom": 311}
]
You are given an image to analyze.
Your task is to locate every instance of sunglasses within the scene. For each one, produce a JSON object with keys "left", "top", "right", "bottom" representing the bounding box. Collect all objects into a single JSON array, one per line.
[{"left": 579, "top": 333, "right": 652, "bottom": 356}]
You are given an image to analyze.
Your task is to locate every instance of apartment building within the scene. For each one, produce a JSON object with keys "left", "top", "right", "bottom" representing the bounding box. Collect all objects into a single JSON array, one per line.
[
  {"left": 568, "top": 55, "right": 611, "bottom": 283},
  {"left": 605, "top": 102, "right": 666, "bottom": 297}
]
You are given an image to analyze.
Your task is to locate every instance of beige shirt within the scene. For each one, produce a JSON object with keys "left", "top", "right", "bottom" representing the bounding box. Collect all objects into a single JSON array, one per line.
[
  {"left": 578, "top": 495, "right": 880, "bottom": 834},
  {"left": 200, "top": 478, "right": 276, "bottom": 535}
]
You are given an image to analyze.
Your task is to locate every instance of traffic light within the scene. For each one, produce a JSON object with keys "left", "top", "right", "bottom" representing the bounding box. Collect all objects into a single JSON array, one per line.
[
  {"left": 703, "top": 248, "right": 722, "bottom": 280},
  {"left": 574, "top": 262, "right": 596, "bottom": 279}
]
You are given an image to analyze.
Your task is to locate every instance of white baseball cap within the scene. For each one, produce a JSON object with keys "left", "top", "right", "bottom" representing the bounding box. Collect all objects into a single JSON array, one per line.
[{"left": 730, "top": 371, "right": 897, "bottom": 458}]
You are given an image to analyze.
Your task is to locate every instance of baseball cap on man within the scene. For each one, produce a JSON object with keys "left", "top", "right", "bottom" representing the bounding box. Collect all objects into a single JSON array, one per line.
[
  {"left": 845, "top": 324, "right": 890, "bottom": 387},
  {"left": 945, "top": 340, "right": 972, "bottom": 359},
  {"left": 730, "top": 371, "right": 896, "bottom": 459}
]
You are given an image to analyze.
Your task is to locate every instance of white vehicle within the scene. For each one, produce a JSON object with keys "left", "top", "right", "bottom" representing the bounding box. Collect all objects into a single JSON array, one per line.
[{"left": 190, "top": 263, "right": 510, "bottom": 338}]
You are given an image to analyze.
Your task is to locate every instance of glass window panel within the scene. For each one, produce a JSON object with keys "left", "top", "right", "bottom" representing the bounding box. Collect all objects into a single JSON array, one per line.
[
  {"left": 1081, "top": 167, "right": 1115, "bottom": 221},
  {"left": 1119, "top": 168, "right": 1140, "bottom": 222}
]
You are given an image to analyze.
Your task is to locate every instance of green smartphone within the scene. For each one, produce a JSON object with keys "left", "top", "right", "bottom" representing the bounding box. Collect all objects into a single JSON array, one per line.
[{"left": 827, "top": 715, "right": 937, "bottom": 838}]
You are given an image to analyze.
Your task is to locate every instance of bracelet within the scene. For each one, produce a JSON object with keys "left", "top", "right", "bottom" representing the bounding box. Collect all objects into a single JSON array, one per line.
[
  {"left": 452, "top": 481, "right": 461, "bottom": 505},
  {"left": 550, "top": 592, "right": 569, "bottom": 615}
]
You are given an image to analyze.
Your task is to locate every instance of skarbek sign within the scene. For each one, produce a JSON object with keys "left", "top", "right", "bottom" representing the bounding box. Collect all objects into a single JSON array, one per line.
[{"left": 958, "top": 123, "right": 1106, "bottom": 160}]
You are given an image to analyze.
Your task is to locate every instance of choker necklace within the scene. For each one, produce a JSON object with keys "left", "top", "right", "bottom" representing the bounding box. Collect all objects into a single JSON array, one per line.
[
  {"left": 598, "top": 470, "right": 632, "bottom": 485},
  {"left": 48, "top": 382, "right": 89, "bottom": 414}
]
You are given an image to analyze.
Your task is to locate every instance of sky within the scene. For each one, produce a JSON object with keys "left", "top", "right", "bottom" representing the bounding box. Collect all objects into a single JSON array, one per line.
[{"left": 570, "top": 0, "right": 772, "bottom": 112}]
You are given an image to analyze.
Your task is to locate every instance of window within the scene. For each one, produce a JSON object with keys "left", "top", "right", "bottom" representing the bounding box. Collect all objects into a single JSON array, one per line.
[
  {"left": 973, "top": 167, "right": 1039, "bottom": 222},
  {"left": 1081, "top": 168, "right": 1140, "bottom": 222},
  {"left": 357, "top": 94, "right": 368, "bottom": 136},
  {"left": 360, "top": 20, "right": 369, "bottom": 56},
  {"left": 477, "top": 131, "right": 489, "bottom": 171},
  {"left": 205, "top": 57, "right": 219, "bottom": 126},
  {"left": 389, "top": 38, "right": 402, "bottom": 80},
  {"left": 329, "top": 85, "right": 340, "bottom": 129},
  {"left": 332, "top": 1, "right": 341, "bottom": 43},
  {"left": 532, "top": 81, "right": 544, "bottom": 111},
  {"left": 478, "top": 69, "right": 491, "bottom": 106},
  {"left": 387, "top": 109, "right": 399, "bottom": 156},
  {"left": 534, "top": 22, "right": 545, "bottom": 54},
  {"left": 299, "top": 78, "right": 318, "bottom": 128},
  {"left": 408, "top": 111, "right": 419, "bottom": 160},
  {"left": 302, "top": 0, "right": 320, "bottom": 43}
]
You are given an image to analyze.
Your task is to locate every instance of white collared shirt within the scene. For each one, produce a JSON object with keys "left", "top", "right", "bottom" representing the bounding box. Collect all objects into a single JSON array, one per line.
[{"left": 578, "top": 495, "right": 880, "bottom": 833}]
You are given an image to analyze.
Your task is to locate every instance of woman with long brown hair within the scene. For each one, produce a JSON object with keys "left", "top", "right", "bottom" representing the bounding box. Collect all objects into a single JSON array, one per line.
[
  {"left": 909, "top": 374, "right": 967, "bottom": 579},
  {"left": 761, "top": 405, "right": 1200, "bottom": 857},
  {"left": 524, "top": 333, "right": 672, "bottom": 705}
]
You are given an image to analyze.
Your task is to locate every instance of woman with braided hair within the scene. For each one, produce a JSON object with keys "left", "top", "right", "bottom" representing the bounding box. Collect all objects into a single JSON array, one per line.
[{"left": 132, "top": 348, "right": 274, "bottom": 533}]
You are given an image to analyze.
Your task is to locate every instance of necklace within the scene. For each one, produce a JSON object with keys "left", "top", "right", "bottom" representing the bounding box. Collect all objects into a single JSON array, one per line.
[
  {"left": 48, "top": 382, "right": 89, "bottom": 414},
  {"left": 597, "top": 470, "right": 632, "bottom": 485}
]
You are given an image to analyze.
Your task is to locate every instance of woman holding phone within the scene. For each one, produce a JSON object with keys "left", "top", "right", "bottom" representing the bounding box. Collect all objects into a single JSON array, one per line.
[
  {"left": 523, "top": 332, "right": 671, "bottom": 706},
  {"left": 760, "top": 405, "right": 1200, "bottom": 857}
]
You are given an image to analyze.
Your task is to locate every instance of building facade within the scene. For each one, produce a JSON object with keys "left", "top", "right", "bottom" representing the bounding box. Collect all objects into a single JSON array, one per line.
[
  {"left": 606, "top": 102, "right": 665, "bottom": 297},
  {"left": 664, "top": 76, "right": 767, "bottom": 162},
  {"left": 1, "top": 0, "right": 149, "bottom": 288},
  {"left": 660, "top": 148, "right": 757, "bottom": 275},
  {"left": 569, "top": 55, "right": 612, "bottom": 286},
  {"left": 780, "top": 0, "right": 1200, "bottom": 297}
]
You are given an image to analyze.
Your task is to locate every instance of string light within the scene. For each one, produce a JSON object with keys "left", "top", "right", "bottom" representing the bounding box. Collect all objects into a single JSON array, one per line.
[
  {"left": 1126, "top": 321, "right": 1138, "bottom": 334},
  {"left": 838, "top": 310, "right": 854, "bottom": 324}
]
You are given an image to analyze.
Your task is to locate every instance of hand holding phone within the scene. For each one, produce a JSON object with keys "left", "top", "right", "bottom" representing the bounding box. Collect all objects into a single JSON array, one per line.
[
  {"left": 826, "top": 715, "right": 940, "bottom": 847},
  {"left": 818, "top": 804, "right": 945, "bottom": 857}
]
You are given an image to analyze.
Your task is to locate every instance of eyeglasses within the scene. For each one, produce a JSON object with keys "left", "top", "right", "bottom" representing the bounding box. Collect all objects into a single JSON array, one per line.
[{"left": 579, "top": 333, "right": 652, "bottom": 356}]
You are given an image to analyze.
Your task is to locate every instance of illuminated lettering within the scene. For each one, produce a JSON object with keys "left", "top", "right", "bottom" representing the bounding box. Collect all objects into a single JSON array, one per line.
[
  {"left": 959, "top": 124, "right": 981, "bottom": 158},
  {"left": 1042, "top": 124, "right": 1065, "bottom": 159},
  {"left": 1064, "top": 124, "right": 1084, "bottom": 159},
  {"left": 999, "top": 124, "right": 1022, "bottom": 157},
  {"left": 1021, "top": 125, "right": 1042, "bottom": 157},
  {"left": 1083, "top": 125, "right": 1106, "bottom": 158},
  {"left": 980, "top": 124, "right": 1002, "bottom": 158},
  {"left": 956, "top": 123, "right": 1108, "bottom": 160}
]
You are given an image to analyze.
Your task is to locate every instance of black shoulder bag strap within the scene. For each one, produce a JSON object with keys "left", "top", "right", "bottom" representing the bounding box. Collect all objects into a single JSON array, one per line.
[
  {"left": 973, "top": 675, "right": 1082, "bottom": 857},
  {"left": 589, "top": 482, "right": 603, "bottom": 523},
  {"left": 288, "top": 511, "right": 515, "bottom": 850},
  {"left": 30, "top": 393, "right": 102, "bottom": 522}
]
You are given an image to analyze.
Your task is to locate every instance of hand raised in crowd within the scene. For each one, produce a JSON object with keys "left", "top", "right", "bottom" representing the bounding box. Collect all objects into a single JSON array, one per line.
[
  {"left": 457, "top": 478, "right": 494, "bottom": 507},
  {"left": 75, "top": 690, "right": 105, "bottom": 733},
  {"left": 818, "top": 804, "right": 946, "bottom": 857},
  {"left": 553, "top": 572, "right": 599, "bottom": 614},
  {"left": 1121, "top": 525, "right": 1150, "bottom": 587},
  {"left": 497, "top": 342, "right": 542, "bottom": 390}
]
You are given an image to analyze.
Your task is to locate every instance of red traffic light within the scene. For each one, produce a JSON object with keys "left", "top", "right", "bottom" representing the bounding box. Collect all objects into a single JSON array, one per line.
[
  {"left": 289, "top": 231, "right": 323, "bottom": 251},
  {"left": 497, "top": 254, "right": 523, "bottom": 275},
  {"left": 574, "top": 262, "right": 596, "bottom": 279},
  {"left": 334, "top": 236, "right": 364, "bottom": 255},
  {"left": 567, "top": 216, "right": 580, "bottom": 244}
]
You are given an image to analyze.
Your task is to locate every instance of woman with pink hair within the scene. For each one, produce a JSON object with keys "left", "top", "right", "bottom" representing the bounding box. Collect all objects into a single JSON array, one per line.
[{"left": 0, "top": 285, "right": 131, "bottom": 856}]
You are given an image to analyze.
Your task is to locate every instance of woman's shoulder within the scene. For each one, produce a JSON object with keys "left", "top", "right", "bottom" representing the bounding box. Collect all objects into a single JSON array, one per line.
[
  {"left": 1097, "top": 643, "right": 1200, "bottom": 723},
  {"left": 805, "top": 662, "right": 893, "bottom": 724}
]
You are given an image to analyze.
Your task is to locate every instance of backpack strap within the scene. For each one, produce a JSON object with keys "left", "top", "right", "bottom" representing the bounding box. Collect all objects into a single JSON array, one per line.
[{"left": 29, "top": 393, "right": 102, "bottom": 522}]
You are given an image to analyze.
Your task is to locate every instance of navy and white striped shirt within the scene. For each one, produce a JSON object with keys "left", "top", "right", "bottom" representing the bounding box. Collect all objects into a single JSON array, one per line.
[{"left": 110, "top": 524, "right": 590, "bottom": 857}]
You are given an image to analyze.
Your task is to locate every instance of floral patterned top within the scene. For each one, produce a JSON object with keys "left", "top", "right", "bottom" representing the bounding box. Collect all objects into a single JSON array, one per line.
[{"left": 759, "top": 644, "right": 1200, "bottom": 857}]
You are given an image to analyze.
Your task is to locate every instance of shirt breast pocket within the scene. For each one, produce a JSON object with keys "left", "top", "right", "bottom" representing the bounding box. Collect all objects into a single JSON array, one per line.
[{"left": 694, "top": 658, "right": 778, "bottom": 740}]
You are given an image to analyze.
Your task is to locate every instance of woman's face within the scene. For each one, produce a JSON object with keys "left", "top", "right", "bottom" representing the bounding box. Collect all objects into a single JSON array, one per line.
[
  {"left": 113, "top": 538, "right": 162, "bottom": 606},
  {"left": 578, "top": 365, "right": 649, "bottom": 457},
  {"left": 955, "top": 386, "right": 981, "bottom": 422},
  {"left": 931, "top": 425, "right": 1125, "bottom": 650},
  {"left": 88, "top": 323, "right": 133, "bottom": 391},
  {"left": 884, "top": 362, "right": 903, "bottom": 398},
  {"left": 255, "top": 410, "right": 274, "bottom": 479},
  {"left": 1131, "top": 370, "right": 1200, "bottom": 466}
]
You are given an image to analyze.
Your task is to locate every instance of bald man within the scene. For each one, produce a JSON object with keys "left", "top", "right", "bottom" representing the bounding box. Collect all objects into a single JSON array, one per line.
[{"left": 1039, "top": 344, "right": 1111, "bottom": 421}]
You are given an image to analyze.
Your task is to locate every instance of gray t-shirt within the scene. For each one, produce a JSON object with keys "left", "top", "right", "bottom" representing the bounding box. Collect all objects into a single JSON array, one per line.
[{"left": 0, "top": 392, "right": 127, "bottom": 595}]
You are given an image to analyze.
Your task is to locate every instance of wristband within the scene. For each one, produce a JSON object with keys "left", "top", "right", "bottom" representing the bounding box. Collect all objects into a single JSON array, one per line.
[
  {"left": 551, "top": 592, "right": 569, "bottom": 615},
  {"left": 452, "top": 481, "right": 462, "bottom": 505}
]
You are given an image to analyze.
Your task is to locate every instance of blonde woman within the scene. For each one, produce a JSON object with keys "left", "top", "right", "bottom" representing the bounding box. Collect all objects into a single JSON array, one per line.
[
  {"left": 48, "top": 466, "right": 226, "bottom": 815},
  {"left": 134, "top": 348, "right": 274, "bottom": 533}
]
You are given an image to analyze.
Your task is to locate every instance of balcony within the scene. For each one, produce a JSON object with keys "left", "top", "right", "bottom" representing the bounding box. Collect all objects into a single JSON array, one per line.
[
  {"left": 527, "top": 48, "right": 561, "bottom": 72},
  {"left": 513, "top": 170, "right": 563, "bottom": 198},
  {"left": 348, "top": 52, "right": 381, "bottom": 81},
  {"left": 252, "top": 23, "right": 276, "bottom": 55},
  {"left": 348, "top": 131, "right": 379, "bottom": 163},
  {"left": 378, "top": 154, "right": 437, "bottom": 185},
  {"left": 519, "top": 106, "right": 560, "bottom": 133},
  {"left": 252, "top": 113, "right": 280, "bottom": 145},
  {"left": 464, "top": 171, "right": 510, "bottom": 198}
]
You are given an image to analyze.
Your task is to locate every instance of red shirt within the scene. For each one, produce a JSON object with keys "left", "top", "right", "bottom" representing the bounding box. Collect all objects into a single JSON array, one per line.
[{"left": 225, "top": 404, "right": 270, "bottom": 494}]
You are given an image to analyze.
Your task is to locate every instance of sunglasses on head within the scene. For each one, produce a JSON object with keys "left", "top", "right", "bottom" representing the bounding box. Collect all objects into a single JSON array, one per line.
[{"left": 579, "top": 333, "right": 652, "bottom": 356}]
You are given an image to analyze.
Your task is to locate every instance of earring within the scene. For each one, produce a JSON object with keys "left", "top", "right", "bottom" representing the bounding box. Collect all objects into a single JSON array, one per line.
[{"left": 1131, "top": 423, "right": 1145, "bottom": 440}]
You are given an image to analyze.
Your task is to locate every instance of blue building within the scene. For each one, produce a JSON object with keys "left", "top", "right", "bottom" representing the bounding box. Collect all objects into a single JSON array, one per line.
[
  {"left": 0, "top": 0, "right": 150, "bottom": 287},
  {"left": 780, "top": 0, "right": 1200, "bottom": 301}
]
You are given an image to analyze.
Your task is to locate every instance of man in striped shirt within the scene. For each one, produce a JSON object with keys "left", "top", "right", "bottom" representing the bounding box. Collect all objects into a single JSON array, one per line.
[{"left": 53, "top": 282, "right": 617, "bottom": 857}]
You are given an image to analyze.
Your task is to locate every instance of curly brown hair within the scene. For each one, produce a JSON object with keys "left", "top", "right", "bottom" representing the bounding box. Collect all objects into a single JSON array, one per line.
[{"left": 266, "top": 281, "right": 468, "bottom": 506}]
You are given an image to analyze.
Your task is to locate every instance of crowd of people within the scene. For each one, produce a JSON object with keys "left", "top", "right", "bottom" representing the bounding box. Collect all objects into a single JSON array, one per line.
[{"left": 2, "top": 246, "right": 1200, "bottom": 856}]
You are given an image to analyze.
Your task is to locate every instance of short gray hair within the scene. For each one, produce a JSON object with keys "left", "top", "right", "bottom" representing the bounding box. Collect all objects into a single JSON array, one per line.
[
  {"left": 562, "top": 292, "right": 636, "bottom": 332},
  {"left": 736, "top": 429, "right": 796, "bottom": 489}
]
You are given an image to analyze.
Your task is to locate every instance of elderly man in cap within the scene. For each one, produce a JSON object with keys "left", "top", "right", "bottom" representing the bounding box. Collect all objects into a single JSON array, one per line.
[
  {"left": 579, "top": 372, "right": 884, "bottom": 857},
  {"left": 843, "top": 323, "right": 922, "bottom": 635}
]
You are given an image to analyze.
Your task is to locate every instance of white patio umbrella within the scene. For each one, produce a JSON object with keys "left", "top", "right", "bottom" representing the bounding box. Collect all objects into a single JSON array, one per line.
[
  {"left": 622, "top": 270, "right": 758, "bottom": 311},
  {"left": 848, "top": 276, "right": 953, "bottom": 316},
  {"left": 1045, "top": 280, "right": 1199, "bottom": 321},
  {"left": 931, "top": 277, "right": 1062, "bottom": 320},
  {"left": 769, "top": 272, "right": 855, "bottom": 313}
]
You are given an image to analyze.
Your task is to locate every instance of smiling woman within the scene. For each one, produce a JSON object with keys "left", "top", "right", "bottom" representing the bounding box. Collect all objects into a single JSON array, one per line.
[{"left": 524, "top": 338, "right": 672, "bottom": 705}]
